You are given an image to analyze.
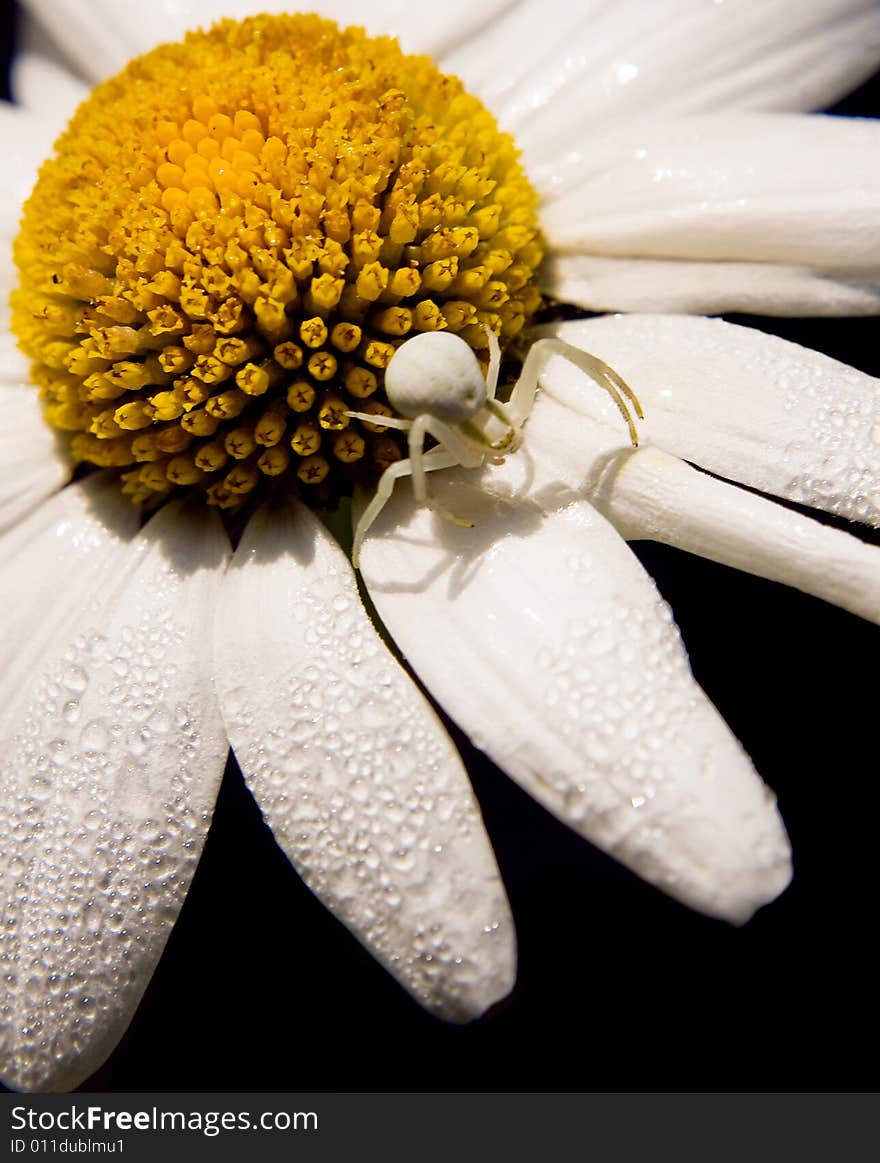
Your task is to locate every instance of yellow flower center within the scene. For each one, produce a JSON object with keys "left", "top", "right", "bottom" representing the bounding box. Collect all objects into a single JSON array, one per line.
[{"left": 12, "top": 13, "right": 543, "bottom": 510}]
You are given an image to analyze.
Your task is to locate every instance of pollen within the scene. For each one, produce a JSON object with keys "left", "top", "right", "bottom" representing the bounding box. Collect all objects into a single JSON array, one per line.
[{"left": 12, "top": 13, "right": 543, "bottom": 510}]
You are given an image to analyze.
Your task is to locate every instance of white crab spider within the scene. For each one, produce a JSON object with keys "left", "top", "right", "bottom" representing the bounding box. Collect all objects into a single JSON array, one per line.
[{"left": 349, "top": 329, "right": 644, "bottom": 566}]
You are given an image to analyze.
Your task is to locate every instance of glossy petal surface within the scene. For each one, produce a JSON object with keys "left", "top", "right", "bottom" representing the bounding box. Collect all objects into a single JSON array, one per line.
[
  {"left": 215, "top": 502, "right": 515, "bottom": 1021},
  {"left": 358, "top": 473, "right": 792, "bottom": 924},
  {"left": 539, "top": 115, "right": 880, "bottom": 315},
  {"left": 448, "top": 0, "right": 880, "bottom": 161},
  {"left": 543, "top": 253, "right": 880, "bottom": 317},
  {"left": 506, "top": 383, "right": 880, "bottom": 624},
  {"left": 0, "top": 478, "right": 136, "bottom": 694},
  {"left": 0, "top": 503, "right": 230, "bottom": 1091},
  {"left": 539, "top": 314, "right": 880, "bottom": 527}
]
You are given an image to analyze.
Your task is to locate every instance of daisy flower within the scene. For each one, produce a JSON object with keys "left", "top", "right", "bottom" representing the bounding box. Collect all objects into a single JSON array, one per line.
[{"left": 1, "top": 0, "right": 879, "bottom": 1093}]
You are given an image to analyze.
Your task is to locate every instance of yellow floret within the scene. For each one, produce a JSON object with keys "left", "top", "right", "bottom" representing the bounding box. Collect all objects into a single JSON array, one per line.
[{"left": 13, "top": 13, "right": 543, "bottom": 507}]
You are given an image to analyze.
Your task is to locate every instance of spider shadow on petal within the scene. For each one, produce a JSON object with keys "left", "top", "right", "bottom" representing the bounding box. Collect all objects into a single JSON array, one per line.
[{"left": 358, "top": 461, "right": 546, "bottom": 602}]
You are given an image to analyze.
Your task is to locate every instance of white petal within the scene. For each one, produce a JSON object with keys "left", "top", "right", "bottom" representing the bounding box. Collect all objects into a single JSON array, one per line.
[
  {"left": 0, "top": 102, "right": 56, "bottom": 214},
  {"left": 0, "top": 103, "right": 54, "bottom": 308},
  {"left": 508, "top": 385, "right": 880, "bottom": 624},
  {"left": 358, "top": 472, "right": 792, "bottom": 925},
  {"left": 0, "top": 107, "right": 77, "bottom": 532},
  {"left": 539, "top": 314, "right": 880, "bottom": 527},
  {"left": 0, "top": 332, "right": 29, "bottom": 381},
  {"left": 444, "top": 0, "right": 602, "bottom": 109},
  {"left": 22, "top": 0, "right": 516, "bottom": 82},
  {"left": 0, "top": 386, "right": 69, "bottom": 534},
  {"left": 447, "top": 0, "right": 880, "bottom": 162},
  {"left": 543, "top": 253, "right": 880, "bottom": 317},
  {"left": 11, "top": 53, "right": 88, "bottom": 140},
  {"left": 539, "top": 115, "right": 880, "bottom": 287},
  {"left": 214, "top": 501, "right": 514, "bottom": 1022},
  {"left": 0, "top": 502, "right": 230, "bottom": 1092},
  {"left": 0, "top": 103, "right": 52, "bottom": 208},
  {"left": 0, "top": 477, "right": 137, "bottom": 714},
  {"left": 606, "top": 448, "right": 880, "bottom": 624}
]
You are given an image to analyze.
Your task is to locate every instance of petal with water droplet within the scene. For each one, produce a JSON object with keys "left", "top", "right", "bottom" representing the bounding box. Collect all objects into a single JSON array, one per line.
[
  {"left": 357, "top": 472, "right": 792, "bottom": 925},
  {"left": 0, "top": 477, "right": 137, "bottom": 718},
  {"left": 499, "top": 384, "right": 880, "bottom": 625},
  {"left": 538, "top": 314, "right": 880, "bottom": 528},
  {"left": 0, "top": 502, "right": 230, "bottom": 1092},
  {"left": 214, "top": 500, "right": 515, "bottom": 1022}
]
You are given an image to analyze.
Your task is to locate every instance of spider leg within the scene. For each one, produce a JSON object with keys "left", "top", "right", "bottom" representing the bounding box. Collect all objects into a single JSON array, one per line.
[
  {"left": 344, "top": 410, "right": 412, "bottom": 432},
  {"left": 477, "top": 329, "right": 515, "bottom": 448},
  {"left": 485, "top": 327, "right": 502, "bottom": 401},
  {"left": 407, "top": 413, "right": 489, "bottom": 531},
  {"left": 503, "top": 338, "right": 543, "bottom": 428},
  {"left": 352, "top": 444, "right": 460, "bottom": 568},
  {"left": 479, "top": 399, "right": 518, "bottom": 452},
  {"left": 506, "top": 338, "right": 643, "bottom": 445},
  {"left": 407, "top": 414, "right": 433, "bottom": 506},
  {"left": 409, "top": 415, "right": 485, "bottom": 505}
]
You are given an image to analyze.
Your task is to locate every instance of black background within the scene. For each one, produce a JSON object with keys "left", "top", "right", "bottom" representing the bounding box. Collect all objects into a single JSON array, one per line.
[{"left": 2, "top": 7, "right": 879, "bottom": 1094}]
